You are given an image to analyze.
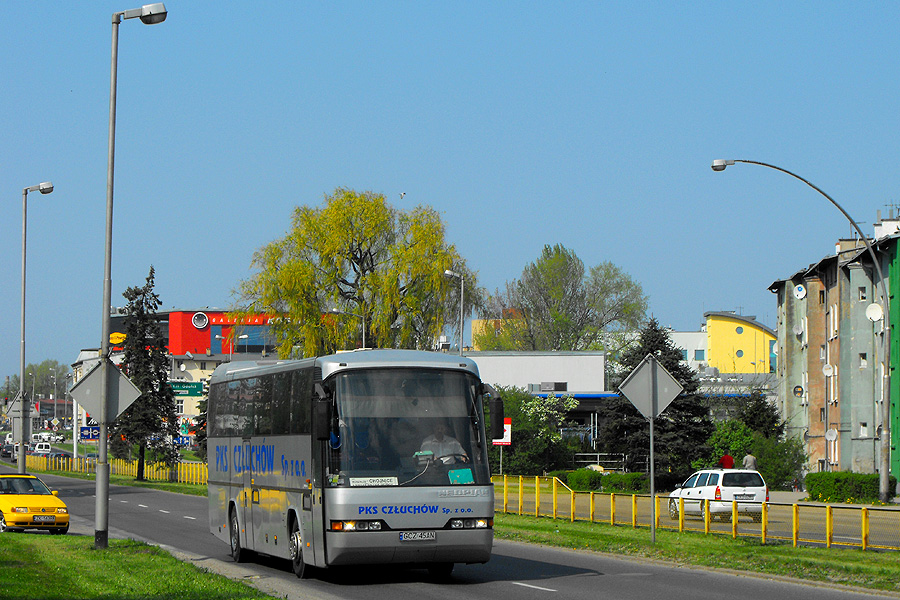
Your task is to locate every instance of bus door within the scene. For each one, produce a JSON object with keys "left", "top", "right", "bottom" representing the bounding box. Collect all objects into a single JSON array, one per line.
[
  {"left": 295, "top": 435, "right": 317, "bottom": 566},
  {"left": 241, "top": 438, "right": 255, "bottom": 551}
]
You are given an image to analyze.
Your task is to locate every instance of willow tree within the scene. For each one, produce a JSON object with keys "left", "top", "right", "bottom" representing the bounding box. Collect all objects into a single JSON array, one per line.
[{"left": 237, "top": 188, "right": 480, "bottom": 357}]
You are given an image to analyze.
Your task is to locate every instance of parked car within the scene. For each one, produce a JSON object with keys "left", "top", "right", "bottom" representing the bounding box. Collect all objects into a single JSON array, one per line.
[
  {"left": 0, "top": 474, "right": 69, "bottom": 534},
  {"left": 668, "top": 468, "right": 768, "bottom": 522}
]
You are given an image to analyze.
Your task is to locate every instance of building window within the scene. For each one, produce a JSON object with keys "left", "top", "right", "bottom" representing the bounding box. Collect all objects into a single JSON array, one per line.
[
  {"left": 859, "top": 287, "right": 867, "bottom": 301},
  {"left": 735, "top": 326, "right": 744, "bottom": 334},
  {"left": 819, "top": 290, "right": 826, "bottom": 304},
  {"left": 860, "top": 353, "right": 868, "bottom": 369},
  {"left": 200, "top": 361, "right": 207, "bottom": 371},
  {"left": 820, "top": 408, "right": 826, "bottom": 422},
  {"left": 681, "top": 349, "right": 688, "bottom": 360},
  {"left": 860, "top": 422, "right": 868, "bottom": 438},
  {"left": 176, "top": 398, "right": 184, "bottom": 414},
  {"left": 736, "top": 350, "right": 744, "bottom": 358},
  {"left": 694, "top": 349, "right": 705, "bottom": 361}
]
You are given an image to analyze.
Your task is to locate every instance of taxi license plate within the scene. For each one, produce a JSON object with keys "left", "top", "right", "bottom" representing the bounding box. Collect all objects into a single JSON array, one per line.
[
  {"left": 33, "top": 515, "right": 56, "bottom": 523},
  {"left": 399, "top": 531, "right": 436, "bottom": 542}
]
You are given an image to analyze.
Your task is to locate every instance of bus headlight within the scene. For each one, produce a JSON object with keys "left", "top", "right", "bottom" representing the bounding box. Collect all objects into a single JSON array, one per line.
[
  {"left": 331, "top": 520, "right": 383, "bottom": 531},
  {"left": 449, "top": 518, "right": 492, "bottom": 529}
]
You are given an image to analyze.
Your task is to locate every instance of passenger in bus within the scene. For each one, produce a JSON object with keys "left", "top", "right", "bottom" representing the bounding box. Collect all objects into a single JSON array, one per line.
[
  {"left": 352, "top": 426, "right": 380, "bottom": 467},
  {"left": 420, "top": 423, "right": 468, "bottom": 463}
]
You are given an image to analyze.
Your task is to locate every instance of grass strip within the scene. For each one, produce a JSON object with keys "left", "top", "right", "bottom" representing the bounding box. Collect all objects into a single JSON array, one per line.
[
  {"left": 0, "top": 535, "right": 272, "bottom": 600},
  {"left": 494, "top": 513, "right": 900, "bottom": 593}
]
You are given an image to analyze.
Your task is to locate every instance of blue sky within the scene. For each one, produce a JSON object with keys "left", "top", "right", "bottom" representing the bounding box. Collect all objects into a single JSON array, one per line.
[{"left": 3, "top": 2, "right": 900, "bottom": 379}]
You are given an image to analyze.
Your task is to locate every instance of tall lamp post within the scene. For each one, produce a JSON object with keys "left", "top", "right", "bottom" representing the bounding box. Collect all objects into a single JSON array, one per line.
[
  {"left": 712, "top": 158, "right": 892, "bottom": 501},
  {"left": 444, "top": 269, "right": 464, "bottom": 356},
  {"left": 331, "top": 308, "right": 366, "bottom": 349},
  {"left": 18, "top": 177, "right": 52, "bottom": 474},
  {"left": 216, "top": 333, "right": 248, "bottom": 361},
  {"left": 96, "top": 2, "right": 167, "bottom": 550}
]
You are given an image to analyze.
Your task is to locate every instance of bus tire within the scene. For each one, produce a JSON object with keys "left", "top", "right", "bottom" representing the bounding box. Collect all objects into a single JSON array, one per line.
[
  {"left": 427, "top": 562, "right": 454, "bottom": 580},
  {"left": 229, "top": 507, "right": 246, "bottom": 563},
  {"left": 289, "top": 517, "right": 311, "bottom": 579}
]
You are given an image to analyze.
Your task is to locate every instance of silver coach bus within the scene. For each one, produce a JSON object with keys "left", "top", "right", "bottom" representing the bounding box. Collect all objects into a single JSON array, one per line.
[{"left": 208, "top": 349, "right": 504, "bottom": 579}]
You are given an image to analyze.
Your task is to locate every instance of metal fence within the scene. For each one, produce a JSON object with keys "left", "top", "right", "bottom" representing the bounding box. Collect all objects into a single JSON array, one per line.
[
  {"left": 492, "top": 475, "right": 900, "bottom": 551},
  {"left": 25, "top": 454, "right": 208, "bottom": 485}
]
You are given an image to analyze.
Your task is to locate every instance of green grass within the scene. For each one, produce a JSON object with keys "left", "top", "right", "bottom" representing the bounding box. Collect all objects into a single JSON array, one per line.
[
  {"left": 0, "top": 535, "right": 273, "bottom": 600},
  {"left": 494, "top": 513, "right": 900, "bottom": 593}
]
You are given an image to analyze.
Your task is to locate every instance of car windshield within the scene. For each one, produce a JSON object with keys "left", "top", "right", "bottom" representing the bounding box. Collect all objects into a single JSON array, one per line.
[
  {"left": 0, "top": 477, "right": 52, "bottom": 495},
  {"left": 722, "top": 472, "right": 765, "bottom": 487}
]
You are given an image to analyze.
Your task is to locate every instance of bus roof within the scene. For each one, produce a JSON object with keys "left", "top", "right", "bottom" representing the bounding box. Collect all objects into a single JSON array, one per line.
[{"left": 209, "top": 349, "right": 480, "bottom": 384}]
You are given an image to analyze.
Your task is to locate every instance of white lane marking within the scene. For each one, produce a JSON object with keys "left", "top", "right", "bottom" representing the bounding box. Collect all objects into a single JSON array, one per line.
[
  {"left": 184, "top": 516, "right": 197, "bottom": 520},
  {"left": 138, "top": 504, "right": 148, "bottom": 508},
  {"left": 120, "top": 500, "right": 128, "bottom": 503},
  {"left": 159, "top": 510, "right": 170, "bottom": 514},
  {"left": 512, "top": 582, "right": 557, "bottom": 592}
]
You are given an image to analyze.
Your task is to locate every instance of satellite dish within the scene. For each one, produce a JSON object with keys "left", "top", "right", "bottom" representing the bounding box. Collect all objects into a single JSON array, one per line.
[
  {"left": 192, "top": 312, "right": 209, "bottom": 330},
  {"left": 803, "top": 430, "right": 810, "bottom": 442},
  {"left": 866, "top": 303, "right": 884, "bottom": 322},
  {"left": 823, "top": 364, "right": 834, "bottom": 376},
  {"left": 793, "top": 284, "right": 807, "bottom": 300},
  {"left": 792, "top": 323, "right": 804, "bottom": 336},
  {"left": 825, "top": 428, "right": 838, "bottom": 442}
]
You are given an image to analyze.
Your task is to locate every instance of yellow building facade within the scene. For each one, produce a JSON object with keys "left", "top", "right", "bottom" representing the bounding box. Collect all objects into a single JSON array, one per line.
[{"left": 704, "top": 311, "right": 776, "bottom": 375}]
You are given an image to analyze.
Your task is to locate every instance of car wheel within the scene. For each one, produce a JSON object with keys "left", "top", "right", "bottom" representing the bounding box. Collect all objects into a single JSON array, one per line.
[
  {"left": 289, "top": 518, "right": 310, "bottom": 579},
  {"left": 229, "top": 507, "right": 246, "bottom": 563},
  {"left": 50, "top": 525, "right": 69, "bottom": 535},
  {"left": 0, "top": 512, "right": 7, "bottom": 533},
  {"left": 668, "top": 499, "right": 679, "bottom": 519}
]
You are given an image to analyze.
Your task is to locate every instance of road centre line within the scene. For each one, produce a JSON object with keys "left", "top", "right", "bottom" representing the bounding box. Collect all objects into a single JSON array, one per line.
[
  {"left": 511, "top": 582, "right": 557, "bottom": 592},
  {"left": 138, "top": 504, "right": 148, "bottom": 508},
  {"left": 159, "top": 510, "right": 170, "bottom": 514},
  {"left": 183, "top": 516, "right": 196, "bottom": 520}
]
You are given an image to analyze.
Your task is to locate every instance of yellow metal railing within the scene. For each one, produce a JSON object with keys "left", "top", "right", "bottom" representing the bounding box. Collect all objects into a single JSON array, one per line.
[
  {"left": 26, "top": 454, "right": 208, "bottom": 485},
  {"left": 492, "top": 475, "right": 900, "bottom": 552}
]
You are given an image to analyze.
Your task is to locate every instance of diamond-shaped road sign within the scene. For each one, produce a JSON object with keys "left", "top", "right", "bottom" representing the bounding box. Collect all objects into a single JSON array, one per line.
[
  {"left": 69, "top": 359, "right": 142, "bottom": 423},
  {"left": 619, "top": 353, "right": 683, "bottom": 420}
]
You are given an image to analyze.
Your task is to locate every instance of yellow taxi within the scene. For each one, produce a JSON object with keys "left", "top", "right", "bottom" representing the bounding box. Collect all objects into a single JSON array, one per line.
[{"left": 0, "top": 474, "right": 69, "bottom": 534}]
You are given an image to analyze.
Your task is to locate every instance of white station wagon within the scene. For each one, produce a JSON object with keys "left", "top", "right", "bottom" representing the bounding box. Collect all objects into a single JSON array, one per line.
[{"left": 668, "top": 469, "right": 768, "bottom": 522}]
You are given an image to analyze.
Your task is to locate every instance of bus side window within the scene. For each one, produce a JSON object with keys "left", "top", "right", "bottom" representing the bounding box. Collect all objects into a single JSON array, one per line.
[
  {"left": 291, "top": 369, "right": 312, "bottom": 434},
  {"left": 271, "top": 372, "right": 291, "bottom": 435},
  {"left": 255, "top": 377, "right": 273, "bottom": 436}
]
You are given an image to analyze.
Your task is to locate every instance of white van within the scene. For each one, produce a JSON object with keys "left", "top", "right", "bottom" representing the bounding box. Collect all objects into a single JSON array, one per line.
[{"left": 34, "top": 442, "right": 52, "bottom": 455}]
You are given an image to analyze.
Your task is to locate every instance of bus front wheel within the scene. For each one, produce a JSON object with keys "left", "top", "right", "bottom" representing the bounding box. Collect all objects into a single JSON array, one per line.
[
  {"left": 289, "top": 518, "right": 311, "bottom": 578},
  {"left": 229, "top": 507, "right": 246, "bottom": 563}
]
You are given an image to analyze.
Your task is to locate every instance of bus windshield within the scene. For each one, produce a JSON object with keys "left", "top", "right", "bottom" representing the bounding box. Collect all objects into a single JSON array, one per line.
[{"left": 324, "top": 368, "right": 490, "bottom": 487}]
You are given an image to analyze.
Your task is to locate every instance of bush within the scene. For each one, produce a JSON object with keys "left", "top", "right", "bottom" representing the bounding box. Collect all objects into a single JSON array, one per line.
[
  {"left": 566, "top": 469, "right": 604, "bottom": 491},
  {"left": 601, "top": 472, "right": 648, "bottom": 493},
  {"left": 805, "top": 472, "right": 897, "bottom": 504}
]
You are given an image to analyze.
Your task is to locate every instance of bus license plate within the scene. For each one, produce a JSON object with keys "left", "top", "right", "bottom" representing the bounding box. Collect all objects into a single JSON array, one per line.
[
  {"left": 33, "top": 515, "right": 56, "bottom": 523},
  {"left": 399, "top": 531, "right": 436, "bottom": 542}
]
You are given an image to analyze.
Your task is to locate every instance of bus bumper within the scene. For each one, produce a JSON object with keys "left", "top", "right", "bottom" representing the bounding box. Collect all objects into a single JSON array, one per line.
[{"left": 325, "top": 528, "right": 493, "bottom": 566}]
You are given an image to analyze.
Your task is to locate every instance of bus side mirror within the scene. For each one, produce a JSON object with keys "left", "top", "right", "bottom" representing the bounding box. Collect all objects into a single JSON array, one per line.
[
  {"left": 314, "top": 383, "right": 332, "bottom": 441},
  {"left": 484, "top": 384, "right": 504, "bottom": 440},
  {"left": 315, "top": 400, "right": 332, "bottom": 441}
]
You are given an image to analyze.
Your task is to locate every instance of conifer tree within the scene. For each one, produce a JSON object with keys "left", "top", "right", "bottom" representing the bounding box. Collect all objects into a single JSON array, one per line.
[
  {"left": 596, "top": 318, "right": 713, "bottom": 482},
  {"left": 109, "top": 267, "right": 179, "bottom": 479}
]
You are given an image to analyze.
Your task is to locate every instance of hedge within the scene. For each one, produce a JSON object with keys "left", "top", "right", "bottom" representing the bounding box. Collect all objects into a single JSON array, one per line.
[{"left": 805, "top": 471, "right": 896, "bottom": 504}]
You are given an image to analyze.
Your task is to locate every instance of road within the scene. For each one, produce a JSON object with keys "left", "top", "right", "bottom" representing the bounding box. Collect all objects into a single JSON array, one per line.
[{"left": 3, "top": 465, "right": 899, "bottom": 600}]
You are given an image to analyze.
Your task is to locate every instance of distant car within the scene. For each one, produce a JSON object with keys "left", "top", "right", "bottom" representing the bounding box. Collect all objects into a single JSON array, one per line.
[
  {"left": 33, "top": 442, "right": 52, "bottom": 455},
  {"left": 668, "top": 468, "right": 769, "bottom": 522},
  {"left": 47, "top": 451, "right": 72, "bottom": 460},
  {"left": 0, "top": 443, "right": 13, "bottom": 459},
  {"left": 0, "top": 474, "right": 69, "bottom": 534}
]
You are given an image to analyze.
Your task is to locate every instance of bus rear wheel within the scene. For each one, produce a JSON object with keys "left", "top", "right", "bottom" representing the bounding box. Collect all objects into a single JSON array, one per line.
[
  {"left": 289, "top": 519, "right": 311, "bottom": 579},
  {"left": 229, "top": 507, "right": 246, "bottom": 563}
]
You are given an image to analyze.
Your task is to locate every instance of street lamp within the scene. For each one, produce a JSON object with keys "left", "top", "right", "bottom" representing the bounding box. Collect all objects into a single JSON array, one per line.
[
  {"left": 712, "top": 158, "right": 892, "bottom": 501},
  {"left": 18, "top": 176, "right": 52, "bottom": 475},
  {"left": 96, "top": 2, "right": 167, "bottom": 550},
  {"left": 330, "top": 308, "right": 366, "bottom": 349},
  {"left": 216, "top": 333, "right": 248, "bottom": 361},
  {"left": 444, "top": 269, "right": 464, "bottom": 356}
]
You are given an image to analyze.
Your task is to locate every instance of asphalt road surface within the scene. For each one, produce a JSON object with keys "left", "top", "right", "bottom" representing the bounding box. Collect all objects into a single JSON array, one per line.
[{"left": 3, "top": 466, "right": 898, "bottom": 600}]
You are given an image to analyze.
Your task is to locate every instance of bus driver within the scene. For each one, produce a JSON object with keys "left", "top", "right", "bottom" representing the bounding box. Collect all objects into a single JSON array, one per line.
[{"left": 420, "top": 423, "right": 468, "bottom": 463}]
